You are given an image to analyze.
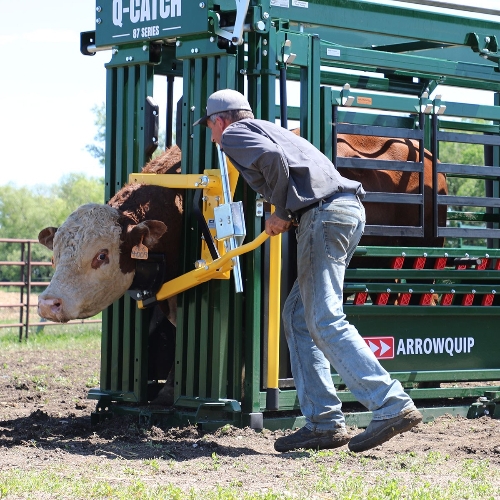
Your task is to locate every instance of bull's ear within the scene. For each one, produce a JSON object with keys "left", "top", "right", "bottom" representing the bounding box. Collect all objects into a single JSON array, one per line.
[
  {"left": 38, "top": 227, "right": 58, "bottom": 250},
  {"left": 127, "top": 220, "right": 167, "bottom": 248}
]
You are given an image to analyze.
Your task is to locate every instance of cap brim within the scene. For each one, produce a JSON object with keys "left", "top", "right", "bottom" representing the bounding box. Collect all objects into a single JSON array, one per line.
[{"left": 193, "top": 114, "right": 209, "bottom": 127}]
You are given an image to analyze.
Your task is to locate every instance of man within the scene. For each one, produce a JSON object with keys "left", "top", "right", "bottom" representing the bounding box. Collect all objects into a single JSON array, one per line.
[{"left": 194, "top": 88, "right": 422, "bottom": 453}]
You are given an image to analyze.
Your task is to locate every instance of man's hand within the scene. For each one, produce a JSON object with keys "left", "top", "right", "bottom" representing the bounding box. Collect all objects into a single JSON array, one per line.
[{"left": 265, "top": 213, "right": 293, "bottom": 236}]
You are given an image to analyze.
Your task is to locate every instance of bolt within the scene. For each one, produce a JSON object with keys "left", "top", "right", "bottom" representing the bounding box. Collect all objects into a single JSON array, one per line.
[
  {"left": 96, "top": 18, "right": 102, "bottom": 24},
  {"left": 190, "top": 134, "right": 194, "bottom": 139},
  {"left": 96, "top": 6, "right": 102, "bottom": 12},
  {"left": 386, "top": 288, "right": 391, "bottom": 293},
  {"left": 143, "top": 45, "right": 148, "bottom": 51},
  {"left": 485, "top": 36, "right": 491, "bottom": 43},
  {"left": 112, "top": 48, "right": 118, "bottom": 55},
  {"left": 194, "top": 48, "right": 199, "bottom": 53},
  {"left": 239, "top": 69, "right": 247, "bottom": 74},
  {"left": 451, "top": 289, "right": 455, "bottom": 294},
  {"left": 472, "top": 289, "right": 476, "bottom": 294},
  {"left": 262, "top": 11, "right": 269, "bottom": 19},
  {"left": 408, "top": 289, "right": 413, "bottom": 293},
  {"left": 430, "top": 289, "right": 434, "bottom": 293},
  {"left": 423, "top": 252, "right": 427, "bottom": 257},
  {"left": 190, "top": 105, "right": 196, "bottom": 111},
  {"left": 209, "top": 36, "right": 215, "bottom": 43},
  {"left": 255, "top": 21, "right": 266, "bottom": 30},
  {"left": 485, "top": 253, "right": 490, "bottom": 258},
  {"left": 191, "top": 48, "right": 195, "bottom": 53},
  {"left": 199, "top": 2, "right": 205, "bottom": 7},
  {"left": 136, "top": 293, "right": 141, "bottom": 298},
  {"left": 401, "top": 252, "right": 406, "bottom": 257},
  {"left": 263, "top": 38, "right": 268, "bottom": 45},
  {"left": 176, "top": 40, "right": 182, "bottom": 47},
  {"left": 263, "top": 50, "right": 268, "bottom": 56},
  {"left": 492, "top": 290, "right": 496, "bottom": 294},
  {"left": 465, "top": 253, "right": 469, "bottom": 257},
  {"left": 152, "top": 137, "right": 157, "bottom": 143},
  {"left": 153, "top": 110, "right": 157, "bottom": 116},
  {"left": 444, "top": 252, "right": 448, "bottom": 257}
]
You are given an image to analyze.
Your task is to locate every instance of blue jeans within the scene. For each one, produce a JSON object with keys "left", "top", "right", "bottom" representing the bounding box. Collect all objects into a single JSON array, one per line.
[{"left": 282, "top": 193, "right": 415, "bottom": 431}]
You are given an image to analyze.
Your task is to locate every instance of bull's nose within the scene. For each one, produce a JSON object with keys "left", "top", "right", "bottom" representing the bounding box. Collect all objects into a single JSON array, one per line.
[{"left": 38, "top": 297, "right": 64, "bottom": 320}]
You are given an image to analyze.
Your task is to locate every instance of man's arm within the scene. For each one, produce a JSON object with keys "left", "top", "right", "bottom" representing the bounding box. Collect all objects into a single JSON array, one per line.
[{"left": 221, "top": 123, "right": 291, "bottom": 221}]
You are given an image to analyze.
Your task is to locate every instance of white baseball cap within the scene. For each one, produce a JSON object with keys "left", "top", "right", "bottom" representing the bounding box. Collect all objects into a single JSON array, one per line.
[{"left": 193, "top": 89, "right": 252, "bottom": 126}]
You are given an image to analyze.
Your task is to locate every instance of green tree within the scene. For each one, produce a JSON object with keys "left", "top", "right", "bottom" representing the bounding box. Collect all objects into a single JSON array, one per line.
[
  {"left": 85, "top": 103, "right": 106, "bottom": 166},
  {"left": 0, "top": 175, "right": 104, "bottom": 283},
  {"left": 438, "top": 139, "right": 485, "bottom": 205}
]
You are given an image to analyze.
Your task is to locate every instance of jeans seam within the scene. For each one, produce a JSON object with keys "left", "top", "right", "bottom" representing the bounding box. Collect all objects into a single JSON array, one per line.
[{"left": 288, "top": 288, "right": 317, "bottom": 430}]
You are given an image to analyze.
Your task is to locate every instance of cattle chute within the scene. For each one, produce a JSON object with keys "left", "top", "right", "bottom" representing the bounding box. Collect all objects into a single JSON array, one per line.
[{"left": 81, "top": 0, "right": 500, "bottom": 428}]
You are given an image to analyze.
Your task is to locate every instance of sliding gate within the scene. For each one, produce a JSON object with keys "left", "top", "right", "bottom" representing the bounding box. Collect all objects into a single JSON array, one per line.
[{"left": 82, "top": 0, "right": 500, "bottom": 428}]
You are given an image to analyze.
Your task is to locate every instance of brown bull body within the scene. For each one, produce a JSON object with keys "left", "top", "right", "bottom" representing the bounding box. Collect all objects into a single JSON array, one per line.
[{"left": 337, "top": 134, "right": 447, "bottom": 248}]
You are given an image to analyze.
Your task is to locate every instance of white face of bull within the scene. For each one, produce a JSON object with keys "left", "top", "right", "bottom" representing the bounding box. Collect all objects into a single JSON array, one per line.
[{"left": 38, "top": 203, "right": 166, "bottom": 323}]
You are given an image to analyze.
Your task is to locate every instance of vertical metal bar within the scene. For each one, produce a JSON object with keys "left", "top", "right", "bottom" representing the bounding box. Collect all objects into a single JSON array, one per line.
[
  {"left": 166, "top": 75, "right": 174, "bottom": 148},
  {"left": 310, "top": 35, "right": 322, "bottom": 149},
  {"left": 122, "top": 296, "right": 133, "bottom": 392},
  {"left": 104, "top": 67, "right": 117, "bottom": 203},
  {"left": 419, "top": 112, "right": 425, "bottom": 235},
  {"left": 279, "top": 65, "right": 288, "bottom": 128},
  {"left": 25, "top": 241, "right": 32, "bottom": 340},
  {"left": 266, "top": 211, "right": 281, "bottom": 411},
  {"left": 111, "top": 302, "right": 123, "bottom": 391},
  {"left": 217, "top": 146, "right": 243, "bottom": 292},
  {"left": 242, "top": 210, "right": 265, "bottom": 416},
  {"left": 211, "top": 281, "right": 229, "bottom": 399},
  {"left": 115, "top": 67, "right": 126, "bottom": 193},
  {"left": 431, "top": 112, "right": 439, "bottom": 238},
  {"left": 197, "top": 286, "right": 209, "bottom": 398},
  {"left": 321, "top": 87, "right": 334, "bottom": 162},
  {"left": 300, "top": 34, "right": 321, "bottom": 146},
  {"left": 332, "top": 104, "right": 338, "bottom": 167},
  {"left": 126, "top": 65, "right": 137, "bottom": 182},
  {"left": 134, "top": 303, "right": 149, "bottom": 401},
  {"left": 18, "top": 242, "right": 25, "bottom": 342},
  {"left": 101, "top": 308, "right": 111, "bottom": 390}
]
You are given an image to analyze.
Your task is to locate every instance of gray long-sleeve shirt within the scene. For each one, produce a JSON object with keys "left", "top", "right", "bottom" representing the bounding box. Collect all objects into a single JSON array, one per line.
[{"left": 220, "top": 119, "right": 365, "bottom": 220}]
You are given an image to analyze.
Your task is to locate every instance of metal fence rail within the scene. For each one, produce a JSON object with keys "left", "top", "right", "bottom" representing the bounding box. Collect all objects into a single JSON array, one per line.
[{"left": 0, "top": 238, "right": 101, "bottom": 341}]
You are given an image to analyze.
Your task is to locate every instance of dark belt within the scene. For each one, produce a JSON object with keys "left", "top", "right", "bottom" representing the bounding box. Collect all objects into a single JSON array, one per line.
[{"left": 294, "top": 192, "right": 356, "bottom": 219}]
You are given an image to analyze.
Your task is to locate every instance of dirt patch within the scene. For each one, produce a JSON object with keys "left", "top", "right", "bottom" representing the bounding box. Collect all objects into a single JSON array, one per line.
[{"left": 1, "top": 340, "right": 500, "bottom": 497}]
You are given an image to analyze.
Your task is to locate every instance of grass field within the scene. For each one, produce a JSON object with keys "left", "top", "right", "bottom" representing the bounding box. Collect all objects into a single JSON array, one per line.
[{"left": 0, "top": 289, "right": 101, "bottom": 346}]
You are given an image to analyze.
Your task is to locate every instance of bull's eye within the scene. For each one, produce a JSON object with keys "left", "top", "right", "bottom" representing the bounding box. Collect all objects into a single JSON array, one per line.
[{"left": 91, "top": 249, "right": 110, "bottom": 269}]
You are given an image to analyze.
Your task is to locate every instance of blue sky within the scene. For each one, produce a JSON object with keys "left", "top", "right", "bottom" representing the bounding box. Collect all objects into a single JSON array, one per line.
[
  {"left": 0, "top": 1, "right": 110, "bottom": 186},
  {"left": 0, "top": 0, "right": 497, "bottom": 188}
]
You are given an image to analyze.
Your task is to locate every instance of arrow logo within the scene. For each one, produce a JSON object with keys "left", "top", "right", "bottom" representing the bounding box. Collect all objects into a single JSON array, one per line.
[{"left": 364, "top": 337, "right": 395, "bottom": 359}]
